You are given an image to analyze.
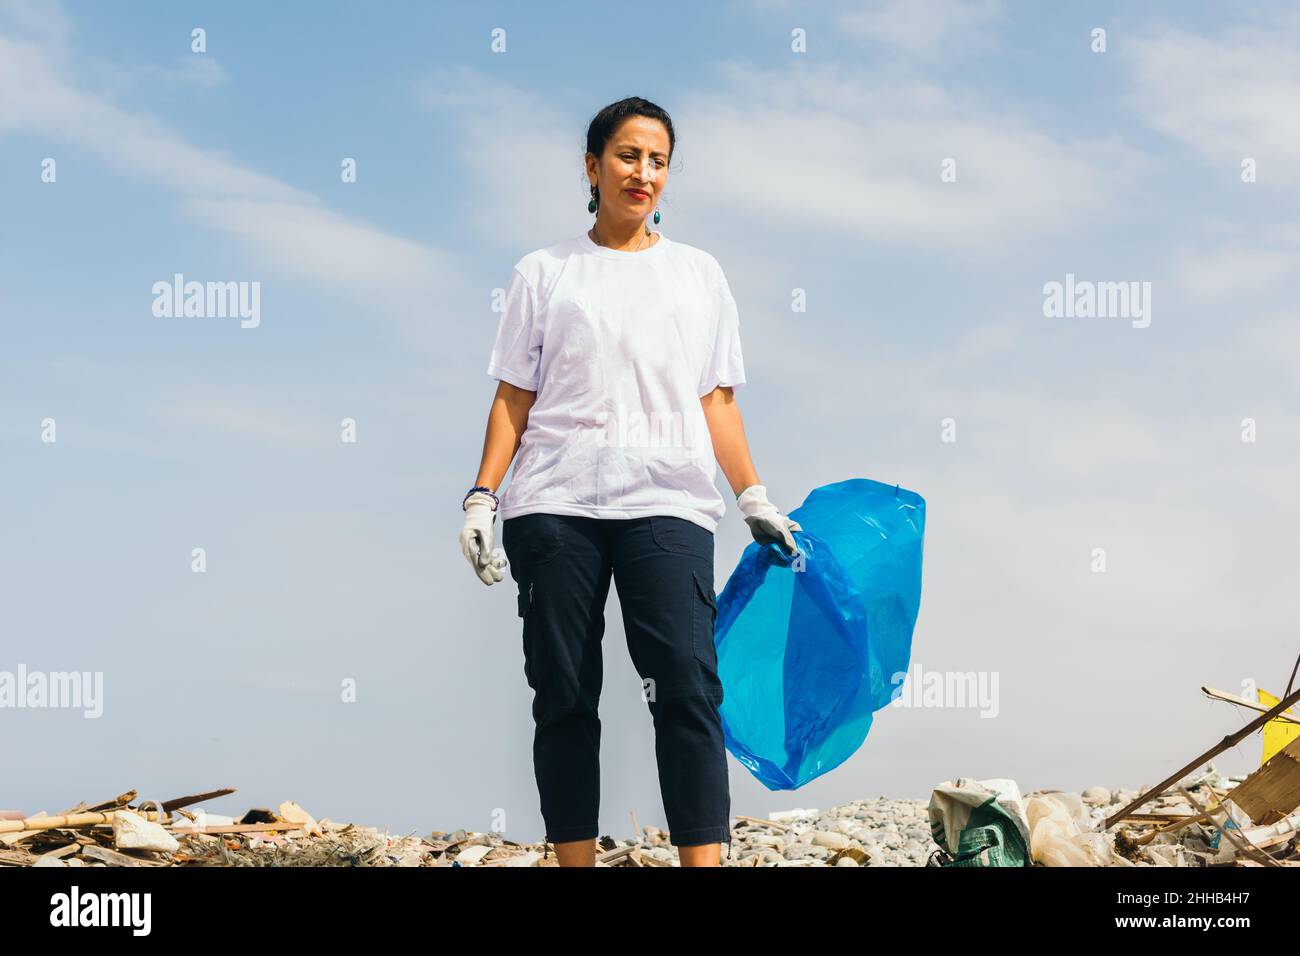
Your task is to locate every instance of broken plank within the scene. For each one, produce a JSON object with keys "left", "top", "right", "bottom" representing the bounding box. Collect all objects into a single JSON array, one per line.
[
  {"left": 597, "top": 844, "right": 637, "bottom": 864},
  {"left": 1226, "top": 736, "right": 1300, "bottom": 825},
  {"left": 171, "top": 822, "right": 309, "bottom": 836},
  {"left": 161, "top": 788, "right": 238, "bottom": 813},
  {"left": 80, "top": 845, "right": 171, "bottom": 868}
]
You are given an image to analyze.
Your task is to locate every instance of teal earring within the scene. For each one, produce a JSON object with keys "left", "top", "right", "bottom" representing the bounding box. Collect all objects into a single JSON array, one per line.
[{"left": 653, "top": 207, "right": 661, "bottom": 224}]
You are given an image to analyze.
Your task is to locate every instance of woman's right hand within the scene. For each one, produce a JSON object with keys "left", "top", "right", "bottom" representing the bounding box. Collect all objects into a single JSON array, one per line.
[{"left": 459, "top": 492, "right": 508, "bottom": 585}]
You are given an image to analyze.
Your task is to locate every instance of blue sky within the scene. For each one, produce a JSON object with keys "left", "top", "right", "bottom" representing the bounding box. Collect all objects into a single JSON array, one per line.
[{"left": 3, "top": 0, "right": 1299, "bottom": 839}]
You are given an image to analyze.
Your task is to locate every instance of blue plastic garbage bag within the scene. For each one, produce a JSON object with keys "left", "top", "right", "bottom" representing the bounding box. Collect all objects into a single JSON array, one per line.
[{"left": 716, "top": 478, "right": 926, "bottom": 790}]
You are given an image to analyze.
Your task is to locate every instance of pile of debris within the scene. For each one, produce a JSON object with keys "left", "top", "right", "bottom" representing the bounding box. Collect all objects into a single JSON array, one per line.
[
  {"left": 927, "top": 765, "right": 1299, "bottom": 868},
  {"left": 1097, "top": 681, "right": 1300, "bottom": 868},
  {"left": 926, "top": 681, "right": 1300, "bottom": 868},
  {"left": 2, "top": 773, "right": 1295, "bottom": 868},
  {"left": 5, "top": 685, "right": 1295, "bottom": 869},
  {"left": 0, "top": 789, "right": 456, "bottom": 868},
  {"left": 0, "top": 788, "right": 918, "bottom": 868}
]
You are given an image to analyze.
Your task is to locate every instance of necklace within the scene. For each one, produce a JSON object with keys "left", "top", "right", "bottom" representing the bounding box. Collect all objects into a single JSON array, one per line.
[{"left": 589, "top": 221, "right": 655, "bottom": 252}]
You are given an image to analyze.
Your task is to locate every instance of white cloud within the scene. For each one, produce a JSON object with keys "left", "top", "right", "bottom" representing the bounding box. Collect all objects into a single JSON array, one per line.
[
  {"left": 417, "top": 58, "right": 1148, "bottom": 256},
  {"left": 162, "top": 395, "right": 336, "bottom": 447},
  {"left": 0, "top": 0, "right": 71, "bottom": 55},
  {"left": 416, "top": 65, "right": 594, "bottom": 250},
  {"left": 725, "top": 0, "right": 1005, "bottom": 61},
  {"left": 0, "top": 13, "right": 456, "bottom": 331},
  {"left": 688, "top": 104, "right": 1133, "bottom": 253},
  {"left": 834, "top": 0, "right": 1005, "bottom": 61},
  {"left": 183, "top": 198, "right": 450, "bottom": 295},
  {"left": 0, "top": 35, "right": 300, "bottom": 198},
  {"left": 1124, "top": 17, "right": 1300, "bottom": 184},
  {"left": 1166, "top": 221, "right": 1300, "bottom": 302},
  {"left": 668, "top": 60, "right": 1148, "bottom": 253},
  {"left": 134, "top": 54, "right": 232, "bottom": 90}
]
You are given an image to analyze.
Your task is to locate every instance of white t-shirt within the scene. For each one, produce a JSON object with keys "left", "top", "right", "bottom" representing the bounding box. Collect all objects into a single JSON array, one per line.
[{"left": 486, "top": 229, "right": 746, "bottom": 533}]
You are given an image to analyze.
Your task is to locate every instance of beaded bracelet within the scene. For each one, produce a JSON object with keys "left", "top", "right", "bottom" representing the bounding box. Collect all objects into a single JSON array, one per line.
[{"left": 463, "top": 485, "right": 499, "bottom": 511}]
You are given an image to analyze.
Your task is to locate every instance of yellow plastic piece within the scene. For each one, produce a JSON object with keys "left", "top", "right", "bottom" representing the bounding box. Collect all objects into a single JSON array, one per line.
[{"left": 1258, "top": 689, "right": 1300, "bottom": 764}]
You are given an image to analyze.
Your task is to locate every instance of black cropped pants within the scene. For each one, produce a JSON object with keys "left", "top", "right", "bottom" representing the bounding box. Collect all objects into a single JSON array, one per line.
[{"left": 500, "top": 512, "right": 731, "bottom": 848}]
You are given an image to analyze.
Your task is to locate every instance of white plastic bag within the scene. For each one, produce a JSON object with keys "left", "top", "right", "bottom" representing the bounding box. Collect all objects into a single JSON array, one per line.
[{"left": 1025, "top": 791, "right": 1113, "bottom": 866}]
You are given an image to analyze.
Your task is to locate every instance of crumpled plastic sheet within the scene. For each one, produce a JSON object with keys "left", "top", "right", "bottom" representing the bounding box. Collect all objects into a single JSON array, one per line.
[{"left": 716, "top": 478, "right": 926, "bottom": 790}]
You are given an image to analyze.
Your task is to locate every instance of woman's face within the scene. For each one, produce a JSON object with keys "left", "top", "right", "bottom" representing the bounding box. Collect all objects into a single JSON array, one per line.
[{"left": 587, "top": 116, "right": 671, "bottom": 225}]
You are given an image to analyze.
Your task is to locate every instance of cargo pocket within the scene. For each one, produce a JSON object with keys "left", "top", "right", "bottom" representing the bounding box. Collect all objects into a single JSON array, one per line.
[
  {"left": 650, "top": 515, "right": 713, "bottom": 558},
  {"left": 515, "top": 513, "right": 565, "bottom": 565},
  {"left": 691, "top": 570, "right": 719, "bottom": 670}
]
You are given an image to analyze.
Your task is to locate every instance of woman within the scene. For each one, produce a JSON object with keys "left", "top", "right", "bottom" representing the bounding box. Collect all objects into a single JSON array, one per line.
[{"left": 458, "top": 97, "right": 801, "bottom": 868}]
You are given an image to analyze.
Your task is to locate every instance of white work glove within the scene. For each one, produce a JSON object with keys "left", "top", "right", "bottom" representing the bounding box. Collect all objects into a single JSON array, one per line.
[
  {"left": 459, "top": 491, "right": 508, "bottom": 585},
  {"left": 736, "top": 484, "right": 802, "bottom": 557}
]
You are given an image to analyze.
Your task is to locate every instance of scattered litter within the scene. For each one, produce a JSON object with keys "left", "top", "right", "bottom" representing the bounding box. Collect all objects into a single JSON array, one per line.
[
  {"left": 112, "top": 809, "right": 179, "bottom": 854},
  {"left": 1025, "top": 791, "right": 1113, "bottom": 866},
  {"left": 3, "top": 682, "right": 1295, "bottom": 868},
  {"left": 927, "top": 778, "right": 1031, "bottom": 867}
]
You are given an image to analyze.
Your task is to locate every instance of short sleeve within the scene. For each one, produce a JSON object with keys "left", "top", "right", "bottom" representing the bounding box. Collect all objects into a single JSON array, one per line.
[
  {"left": 697, "top": 271, "right": 747, "bottom": 397},
  {"left": 486, "top": 266, "right": 541, "bottom": 391}
]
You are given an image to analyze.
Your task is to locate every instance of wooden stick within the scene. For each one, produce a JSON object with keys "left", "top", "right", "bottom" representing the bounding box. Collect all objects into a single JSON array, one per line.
[
  {"left": 171, "top": 822, "right": 307, "bottom": 836},
  {"left": 1105, "top": 686, "right": 1300, "bottom": 830},
  {"left": 57, "top": 790, "right": 139, "bottom": 816},
  {"left": 0, "top": 808, "right": 168, "bottom": 835},
  {"left": 1135, "top": 810, "right": 1214, "bottom": 845},
  {"left": 1108, "top": 810, "right": 1198, "bottom": 829},
  {"left": 1200, "top": 686, "right": 1300, "bottom": 724},
  {"left": 734, "top": 814, "right": 789, "bottom": 832},
  {"left": 161, "top": 788, "right": 237, "bottom": 812}
]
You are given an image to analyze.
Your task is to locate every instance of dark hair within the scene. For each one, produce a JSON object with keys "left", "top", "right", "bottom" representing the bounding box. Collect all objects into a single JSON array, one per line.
[{"left": 585, "top": 96, "right": 675, "bottom": 212}]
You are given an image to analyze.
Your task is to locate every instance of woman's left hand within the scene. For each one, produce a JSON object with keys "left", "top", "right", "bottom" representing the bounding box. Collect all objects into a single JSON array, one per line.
[{"left": 736, "top": 484, "right": 802, "bottom": 557}]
